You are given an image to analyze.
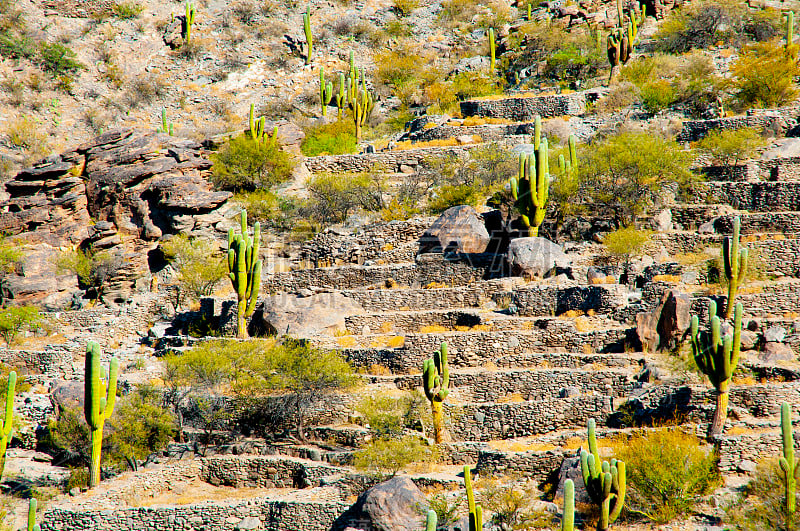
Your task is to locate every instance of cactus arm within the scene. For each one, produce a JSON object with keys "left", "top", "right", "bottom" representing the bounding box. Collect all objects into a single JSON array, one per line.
[
  {"left": 609, "top": 461, "right": 626, "bottom": 522},
  {"left": 85, "top": 341, "right": 102, "bottom": 430},
  {"left": 561, "top": 478, "right": 574, "bottom": 531},
  {"left": 104, "top": 357, "right": 119, "bottom": 418},
  {"left": 27, "top": 498, "right": 36, "bottom": 531},
  {"left": 488, "top": 28, "right": 496, "bottom": 72},
  {"left": 437, "top": 342, "right": 449, "bottom": 397},
  {"left": 533, "top": 115, "right": 541, "bottom": 150},
  {"left": 426, "top": 509, "right": 437, "bottom": 531},
  {"left": 303, "top": 8, "right": 312, "bottom": 64},
  {"left": 2, "top": 372, "right": 15, "bottom": 437}
]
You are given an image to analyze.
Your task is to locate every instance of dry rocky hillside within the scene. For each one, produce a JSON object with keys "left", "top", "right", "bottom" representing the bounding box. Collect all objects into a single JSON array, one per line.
[{"left": 2, "top": 0, "right": 800, "bottom": 530}]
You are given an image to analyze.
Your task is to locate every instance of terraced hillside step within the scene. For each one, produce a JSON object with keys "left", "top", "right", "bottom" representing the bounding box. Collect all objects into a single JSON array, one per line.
[
  {"left": 406, "top": 121, "right": 538, "bottom": 143},
  {"left": 692, "top": 181, "right": 800, "bottom": 212},
  {"left": 716, "top": 424, "right": 800, "bottom": 473},
  {"left": 673, "top": 208, "right": 800, "bottom": 234},
  {"left": 694, "top": 279, "right": 800, "bottom": 318},
  {"left": 459, "top": 91, "right": 589, "bottom": 120},
  {"left": 303, "top": 143, "right": 487, "bottom": 174},
  {"left": 699, "top": 155, "right": 800, "bottom": 182},
  {"left": 386, "top": 366, "right": 640, "bottom": 402},
  {"left": 263, "top": 253, "right": 504, "bottom": 292},
  {"left": 333, "top": 322, "right": 635, "bottom": 372}
]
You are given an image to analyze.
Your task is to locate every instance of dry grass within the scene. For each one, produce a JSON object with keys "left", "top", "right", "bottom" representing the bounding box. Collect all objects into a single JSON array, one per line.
[
  {"left": 420, "top": 325, "right": 449, "bottom": 333},
  {"left": 368, "top": 364, "right": 393, "bottom": 376},
  {"left": 559, "top": 310, "right": 583, "bottom": 318},
  {"left": 379, "top": 322, "right": 394, "bottom": 334},
  {"left": 392, "top": 136, "right": 482, "bottom": 150},
  {"left": 652, "top": 274, "right": 681, "bottom": 283},
  {"left": 460, "top": 116, "right": 511, "bottom": 126},
  {"left": 496, "top": 392, "right": 525, "bottom": 403},
  {"left": 424, "top": 281, "right": 448, "bottom": 289},
  {"left": 589, "top": 275, "right": 617, "bottom": 284},
  {"left": 337, "top": 336, "right": 357, "bottom": 348},
  {"left": 470, "top": 92, "right": 538, "bottom": 101}
]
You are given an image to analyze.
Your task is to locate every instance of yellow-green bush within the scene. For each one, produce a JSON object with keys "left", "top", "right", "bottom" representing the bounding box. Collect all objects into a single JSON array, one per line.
[
  {"left": 301, "top": 120, "right": 358, "bottom": 157},
  {"left": 732, "top": 39, "right": 799, "bottom": 109},
  {"left": 211, "top": 134, "right": 295, "bottom": 191}
]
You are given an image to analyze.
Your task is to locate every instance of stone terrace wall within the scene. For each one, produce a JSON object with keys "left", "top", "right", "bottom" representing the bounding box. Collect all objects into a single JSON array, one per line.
[
  {"left": 303, "top": 145, "right": 477, "bottom": 174},
  {"left": 476, "top": 448, "right": 570, "bottom": 484},
  {"left": 692, "top": 182, "right": 800, "bottom": 212},
  {"left": 716, "top": 430, "right": 800, "bottom": 473},
  {"left": 511, "top": 284, "right": 626, "bottom": 316},
  {"left": 0, "top": 345, "right": 75, "bottom": 380},
  {"left": 757, "top": 156, "right": 800, "bottom": 181},
  {"left": 451, "top": 395, "right": 613, "bottom": 441},
  {"left": 459, "top": 93, "right": 587, "bottom": 120},
  {"left": 202, "top": 456, "right": 344, "bottom": 489},
  {"left": 43, "top": 498, "right": 350, "bottom": 531},
  {"left": 410, "top": 123, "right": 536, "bottom": 143},
  {"left": 263, "top": 254, "right": 504, "bottom": 293},
  {"left": 340, "top": 279, "right": 512, "bottom": 311},
  {"left": 677, "top": 111, "right": 796, "bottom": 142}
]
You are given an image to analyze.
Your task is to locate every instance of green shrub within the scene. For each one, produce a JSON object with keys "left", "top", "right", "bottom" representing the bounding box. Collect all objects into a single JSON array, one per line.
[
  {"left": 0, "top": 305, "right": 41, "bottom": 347},
  {"left": 695, "top": 127, "right": 766, "bottom": 167},
  {"left": 639, "top": 80, "right": 677, "bottom": 114},
  {"left": 726, "top": 459, "right": 797, "bottom": 530},
  {"left": 160, "top": 235, "right": 227, "bottom": 307},
  {"left": 427, "top": 183, "right": 484, "bottom": 214},
  {"left": 603, "top": 226, "right": 653, "bottom": 278},
  {"left": 111, "top": 1, "right": 144, "bottom": 19},
  {"left": 543, "top": 38, "right": 605, "bottom": 82},
  {"left": 234, "top": 190, "right": 304, "bottom": 231},
  {"left": 353, "top": 435, "right": 433, "bottom": 478},
  {"left": 428, "top": 493, "right": 463, "bottom": 528},
  {"left": 37, "top": 42, "right": 84, "bottom": 76},
  {"left": 732, "top": 39, "right": 799, "bottom": 109},
  {"left": 612, "top": 429, "right": 719, "bottom": 524},
  {"left": 478, "top": 478, "right": 557, "bottom": 529},
  {"left": 355, "top": 393, "right": 426, "bottom": 438},
  {"left": 450, "top": 71, "right": 504, "bottom": 101},
  {"left": 306, "top": 172, "right": 385, "bottom": 224},
  {"left": 301, "top": 120, "right": 358, "bottom": 157},
  {"left": 107, "top": 386, "right": 177, "bottom": 469},
  {"left": 392, "top": 0, "right": 418, "bottom": 16},
  {"left": 56, "top": 247, "right": 124, "bottom": 296},
  {"left": 211, "top": 134, "right": 295, "bottom": 191},
  {"left": 44, "top": 407, "right": 90, "bottom": 467}
]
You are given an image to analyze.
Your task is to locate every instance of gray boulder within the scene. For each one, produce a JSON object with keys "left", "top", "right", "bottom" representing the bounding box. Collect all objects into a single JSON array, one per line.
[
  {"left": 636, "top": 290, "right": 691, "bottom": 352},
  {"left": 258, "top": 291, "right": 363, "bottom": 337},
  {"left": 759, "top": 342, "right": 796, "bottom": 363},
  {"left": 764, "top": 326, "right": 787, "bottom": 343},
  {"left": 507, "top": 237, "right": 571, "bottom": 278},
  {"left": 420, "top": 205, "right": 490, "bottom": 254},
  {"left": 51, "top": 381, "right": 85, "bottom": 412},
  {"left": 353, "top": 476, "right": 429, "bottom": 531}
]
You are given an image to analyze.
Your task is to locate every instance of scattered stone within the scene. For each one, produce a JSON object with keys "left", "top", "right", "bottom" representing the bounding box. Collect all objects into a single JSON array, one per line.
[
  {"left": 737, "top": 460, "right": 757, "bottom": 474},
  {"left": 235, "top": 517, "right": 262, "bottom": 530},
  {"left": 258, "top": 291, "right": 363, "bottom": 337},
  {"left": 636, "top": 290, "right": 691, "bottom": 352},
  {"left": 740, "top": 330, "right": 759, "bottom": 351}
]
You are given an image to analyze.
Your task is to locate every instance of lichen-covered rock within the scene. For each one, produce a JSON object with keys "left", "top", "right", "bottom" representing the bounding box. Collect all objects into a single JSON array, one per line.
[
  {"left": 257, "top": 291, "right": 363, "bottom": 337},
  {"left": 352, "top": 476, "right": 429, "bottom": 531},
  {"left": 419, "top": 205, "right": 490, "bottom": 254},
  {"left": 506, "top": 237, "right": 570, "bottom": 278}
]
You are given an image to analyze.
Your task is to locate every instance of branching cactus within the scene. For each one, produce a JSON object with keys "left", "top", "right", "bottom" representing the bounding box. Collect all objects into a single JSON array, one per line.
[
  {"left": 580, "top": 419, "right": 626, "bottom": 531},
  {"left": 350, "top": 75, "right": 374, "bottom": 141},
  {"left": 84, "top": 341, "right": 119, "bottom": 488},
  {"left": 227, "top": 209, "right": 262, "bottom": 339},
  {"left": 511, "top": 137, "right": 550, "bottom": 236},
  {"left": 303, "top": 7, "right": 312, "bottom": 64},
  {"left": 157, "top": 108, "right": 174, "bottom": 136},
  {"left": 426, "top": 509, "right": 437, "bottom": 531},
  {"left": 464, "top": 465, "right": 483, "bottom": 531},
  {"left": 561, "top": 478, "right": 574, "bottom": 531},
  {"left": 722, "top": 216, "right": 748, "bottom": 319},
  {"left": 0, "top": 371, "right": 15, "bottom": 482},
  {"left": 780, "top": 402, "right": 799, "bottom": 515},
  {"left": 690, "top": 300, "right": 742, "bottom": 437},
  {"left": 335, "top": 73, "right": 346, "bottom": 119},
  {"left": 423, "top": 342, "right": 450, "bottom": 443},
  {"left": 786, "top": 12, "right": 798, "bottom": 58},
  {"left": 320, "top": 67, "right": 333, "bottom": 116},
  {"left": 28, "top": 497, "right": 39, "bottom": 531},
  {"left": 183, "top": 2, "right": 196, "bottom": 45},
  {"left": 488, "top": 28, "right": 496, "bottom": 72}
]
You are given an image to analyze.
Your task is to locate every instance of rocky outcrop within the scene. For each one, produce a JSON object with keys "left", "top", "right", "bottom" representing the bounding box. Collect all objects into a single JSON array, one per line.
[
  {"left": 0, "top": 129, "right": 232, "bottom": 307},
  {"left": 506, "top": 237, "right": 571, "bottom": 278},
  {"left": 419, "top": 205, "right": 490, "bottom": 254}
]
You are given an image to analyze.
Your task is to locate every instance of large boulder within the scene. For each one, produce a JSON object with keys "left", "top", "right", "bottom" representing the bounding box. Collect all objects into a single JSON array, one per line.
[
  {"left": 506, "top": 237, "right": 570, "bottom": 278},
  {"left": 257, "top": 291, "right": 363, "bottom": 337},
  {"left": 759, "top": 342, "right": 796, "bottom": 363},
  {"left": 351, "top": 476, "right": 429, "bottom": 531},
  {"left": 419, "top": 205, "right": 489, "bottom": 254},
  {"left": 636, "top": 290, "right": 691, "bottom": 352}
]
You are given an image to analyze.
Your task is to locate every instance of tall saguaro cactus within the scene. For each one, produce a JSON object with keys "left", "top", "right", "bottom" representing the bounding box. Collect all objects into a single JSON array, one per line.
[
  {"left": 335, "top": 73, "right": 346, "bottom": 119},
  {"left": 780, "top": 402, "right": 800, "bottom": 515},
  {"left": 0, "top": 371, "right": 15, "bottom": 482},
  {"left": 464, "top": 465, "right": 483, "bottom": 531},
  {"left": 488, "top": 28, "right": 496, "bottom": 72},
  {"left": 84, "top": 341, "right": 119, "bottom": 488},
  {"left": 227, "top": 209, "right": 262, "bottom": 339},
  {"left": 183, "top": 2, "right": 196, "bottom": 45},
  {"left": 423, "top": 342, "right": 450, "bottom": 443},
  {"left": 319, "top": 67, "right": 333, "bottom": 116},
  {"left": 786, "top": 12, "right": 798, "bottom": 58},
  {"left": 722, "top": 216, "right": 748, "bottom": 319},
  {"left": 349, "top": 74, "right": 374, "bottom": 141},
  {"left": 28, "top": 498, "right": 39, "bottom": 531},
  {"left": 303, "top": 7, "right": 313, "bottom": 64},
  {"left": 690, "top": 300, "right": 743, "bottom": 437},
  {"left": 561, "top": 478, "right": 574, "bottom": 531},
  {"left": 511, "top": 137, "right": 550, "bottom": 236},
  {"left": 580, "top": 419, "right": 626, "bottom": 531}
]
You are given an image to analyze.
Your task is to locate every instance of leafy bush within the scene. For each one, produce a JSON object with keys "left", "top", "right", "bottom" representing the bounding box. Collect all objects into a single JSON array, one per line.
[
  {"left": 450, "top": 71, "right": 504, "bottom": 101},
  {"left": 428, "top": 493, "right": 463, "bottom": 528},
  {"left": 726, "top": 459, "right": 797, "bottom": 531},
  {"left": 44, "top": 407, "right": 90, "bottom": 467},
  {"left": 234, "top": 190, "right": 305, "bottom": 231},
  {"left": 639, "top": 80, "right": 677, "bottom": 114},
  {"left": 5, "top": 116, "right": 50, "bottom": 162},
  {"left": 301, "top": 120, "right": 358, "bottom": 157},
  {"left": 56, "top": 247, "right": 124, "bottom": 297},
  {"left": 306, "top": 172, "right": 385, "bottom": 224},
  {"left": 0, "top": 305, "right": 41, "bottom": 347},
  {"left": 353, "top": 435, "right": 433, "bottom": 477},
  {"left": 732, "top": 39, "right": 799, "bottom": 109},
  {"left": 696, "top": 128, "right": 766, "bottom": 167},
  {"left": 427, "top": 183, "right": 484, "bottom": 214},
  {"left": 38, "top": 42, "right": 84, "bottom": 76},
  {"left": 577, "top": 131, "right": 696, "bottom": 227},
  {"left": 355, "top": 393, "right": 425, "bottom": 438},
  {"left": 211, "top": 134, "right": 295, "bottom": 192},
  {"left": 160, "top": 235, "right": 227, "bottom": 308},
  {"left": 111, "top": 1, "right": 145, "bottom": 19},
  {"left": 603, "top": 226, "right": 652, "bottom": 263},
  {"left": 543, "top": 37, "right": 605, "bottom": 82},
  {"left": 612, "top": 430, "right": 720, "bottom": 524},
  {"left": 392, "top": 0, "right": 418, "bottom": 16},
  {"left": 478, "top": 478, "right": 557, "bottom": 529},
  {"left": 107, "top": 386, "right": 177, "bottom": 469}
]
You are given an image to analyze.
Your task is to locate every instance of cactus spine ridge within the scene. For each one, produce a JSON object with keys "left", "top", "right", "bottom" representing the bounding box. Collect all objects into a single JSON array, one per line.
[{"left": 0, "top": 371, "right": 15, "bottom": 483}]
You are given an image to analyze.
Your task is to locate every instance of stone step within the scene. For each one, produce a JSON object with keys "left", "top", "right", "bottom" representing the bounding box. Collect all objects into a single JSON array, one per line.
[
  {"left": 673, "top": 207, "right": 800, "bottom": 234},
  {"left": 383, "top": 366, "right": 639, "bottom": 403}
]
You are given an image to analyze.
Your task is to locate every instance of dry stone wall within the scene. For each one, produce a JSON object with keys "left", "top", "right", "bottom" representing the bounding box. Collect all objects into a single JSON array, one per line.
[
  {"left": 692, "top": 182, "right": 800, "bottom": 212},
  {"left": 716, "top": 430, "right": 800, "bottom": 473},
  {"left": 677, "top": 111, "right": 797, "bottom": 142},
  {"left": 303, "top": 145, "right": 477, "bottom": 174},
  {"left": 459, "top": 93, "right": 587, "bottom": 120}
]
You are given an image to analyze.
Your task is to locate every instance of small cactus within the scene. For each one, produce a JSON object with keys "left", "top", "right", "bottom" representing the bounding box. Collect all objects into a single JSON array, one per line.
[
  {"left": 183, "top": 2, "right": 196, "bottom": 45},
  {"left": 227, "top": 209, "right": 262, "bottom": 338},
  {"left": 580, "top": 419, "right": 626, "bottom": 531},
  {"left": 319, "top": 67, "right": 333, "bottom": 116},
  {"left": 84, "top": 342, "right": 119, "bottom": 487},
  {"left": 303, "top": 7, "right": 312, "bottom": 64},
  {"left": 464, "top": 465, "right": 483, "bottom": 531},
  {"left": 722, "top": 216, "right": 748, "bottom": 319},
  {"left": 0, "top": 371, "right": 15, "bottom": 483},
  {"left": 561, "top": 478, "right": 574, "bottom": 531},
  {"left": 780, "top": 402, "right": 799, "bottom": 515},
  {"left": 426, "top": 509, "right": 437, "bottom": 531},
  {"left": 690, "top": 300, "right": 743, "bottom": 437},
  {"left": 423, "top": 342, "right": 450, "bottom": 444},
  {"left": 785, "top": 12, "right": 798, "bottom": 58},
  {"left": 335, "top": 73, "right": 346, "bottom": 119},
  {"left": 28, "top": 497, "right": 39, "bottom": 531},
  {"left": 157, "top": 108, "right": 173, "bottom": 136}
]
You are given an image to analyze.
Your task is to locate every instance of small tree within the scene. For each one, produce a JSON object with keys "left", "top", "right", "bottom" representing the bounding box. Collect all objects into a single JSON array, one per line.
[
  {"left": 306, "top": 172, "right": 385, "bottom": 225},
  {"left": 211, "top": 133, "right": 295, "bottom": 192},
  {"left": 732, "top": 39, "right": 799, "bottom": 109},
  {"left": 160, "top": 235, "right": 227, "bottom": 309},
  {"left": 603, "top": 226, "right": 653, "bottom": 283},
  {"left": 696, "top": 128, "right": 766, "bottom": 177},
  {"left": 353, "top": 435, "right": 432, "bottom": 478},
  {"left": 0, "top": 237, "right": 21, "bottom": 305},
  {"left": 0, "top": 305, "right": 41, "bottom": 347}
]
